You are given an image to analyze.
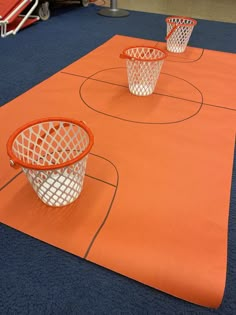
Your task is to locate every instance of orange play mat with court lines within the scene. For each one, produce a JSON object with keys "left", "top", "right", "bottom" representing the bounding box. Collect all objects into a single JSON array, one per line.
[{"left": 0, "top": 35, "right": 235, "bottom": 308}]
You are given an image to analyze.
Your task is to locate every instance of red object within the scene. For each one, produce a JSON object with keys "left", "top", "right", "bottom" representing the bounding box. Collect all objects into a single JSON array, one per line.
[{"left": 0, "top": 0, "right": 38, "bottom": 36}]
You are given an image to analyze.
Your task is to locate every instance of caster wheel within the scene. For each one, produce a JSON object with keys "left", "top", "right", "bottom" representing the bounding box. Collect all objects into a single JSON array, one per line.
[
  {"left": 36, "top": 2, "right": 50, "bottom": 21},
  {"left": 81, "top": 0, "right": 89, "bottom": 7}
]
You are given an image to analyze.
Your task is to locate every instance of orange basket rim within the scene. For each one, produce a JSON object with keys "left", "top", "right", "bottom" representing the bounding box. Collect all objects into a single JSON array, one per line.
[
  {"left": 121, "top": 45, "right": 167, "bottom": 62},
  {"left": 165, "top": 16, "right": 197, "bottom": 26},
  {"left": 6, "top": 117, "right": 94, "bottom": 171}
]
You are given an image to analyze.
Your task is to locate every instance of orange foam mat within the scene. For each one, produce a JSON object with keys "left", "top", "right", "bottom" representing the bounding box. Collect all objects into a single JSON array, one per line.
[{"left": 0, "top": 35, "right": 236, "bottom": 308}]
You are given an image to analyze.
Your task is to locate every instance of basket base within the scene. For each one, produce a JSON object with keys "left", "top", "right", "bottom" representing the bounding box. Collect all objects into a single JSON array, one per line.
[
  {"left": 167, "top": 43, "right": 187, "bottom": 54},
  {"left": 129, "top": 84, "right": 154, "bottom": 96},
  {"left": 37, "top": 174, "right": 82, "bottom": 207}
]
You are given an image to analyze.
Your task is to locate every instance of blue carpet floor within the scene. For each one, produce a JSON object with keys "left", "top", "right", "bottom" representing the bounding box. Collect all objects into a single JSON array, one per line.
[{"left": 0, "top": 4, "right": 236, "bottom": 314}]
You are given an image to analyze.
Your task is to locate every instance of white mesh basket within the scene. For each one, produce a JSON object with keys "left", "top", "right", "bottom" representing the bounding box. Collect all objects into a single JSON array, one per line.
[
  {"left": 7, "top": 118, "right": 94, "bottom": 207},
  {"left": 120, "top": 46, "right": 167, "bottom": 96},
  {"left": 166, "top": 16, "right": 197, "bottom": 53}
]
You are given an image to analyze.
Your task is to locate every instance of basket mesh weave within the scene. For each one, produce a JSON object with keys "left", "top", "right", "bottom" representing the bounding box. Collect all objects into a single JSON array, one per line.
[
  {"left": 11, "top": 120, "right": 91, "bottom": 207},
  {"left": 125, "top": 47, "right": 165, "bottom": 96},
  {"left": 166, "top": 17, "right": 196, "bottom": 53}
]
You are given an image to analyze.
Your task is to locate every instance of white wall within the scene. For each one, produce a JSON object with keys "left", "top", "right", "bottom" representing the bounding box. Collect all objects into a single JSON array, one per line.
[{"left": 116, "top": 0, "right": 236, "bottom": 22}]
